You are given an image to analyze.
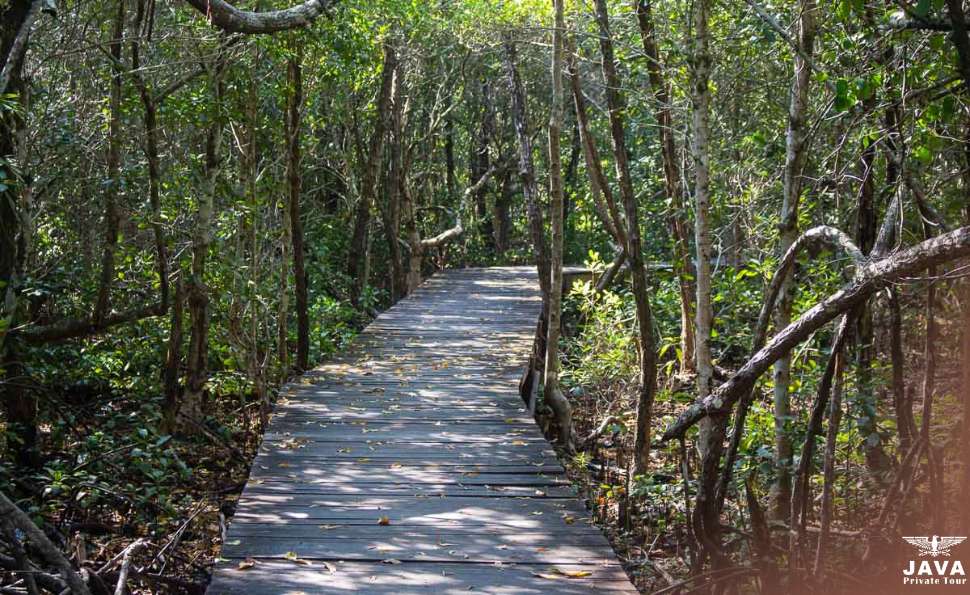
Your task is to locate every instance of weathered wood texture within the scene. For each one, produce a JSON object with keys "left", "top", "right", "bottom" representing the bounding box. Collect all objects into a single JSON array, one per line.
[{"left": 208, "top": 267, "right": 636, "bottom": 594}]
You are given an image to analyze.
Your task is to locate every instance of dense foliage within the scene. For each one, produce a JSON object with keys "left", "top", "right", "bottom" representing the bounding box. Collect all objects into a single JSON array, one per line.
[{"left": 2, "top": 0, "right": 970, "bottom": 593}]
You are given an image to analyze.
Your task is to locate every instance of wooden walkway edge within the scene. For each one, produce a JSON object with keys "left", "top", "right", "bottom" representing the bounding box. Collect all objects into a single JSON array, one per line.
[{"left": 207, "top": 267, "right": 638, "bottom": 594}]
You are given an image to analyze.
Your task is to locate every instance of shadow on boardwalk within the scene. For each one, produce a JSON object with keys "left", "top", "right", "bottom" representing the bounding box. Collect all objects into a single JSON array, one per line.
[{"left": 207, "top": 267, "right": 637, "bottom": 594}]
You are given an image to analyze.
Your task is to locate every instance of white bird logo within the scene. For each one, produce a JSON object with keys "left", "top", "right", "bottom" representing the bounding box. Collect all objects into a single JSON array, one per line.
[{"left": 902, "top": 536, "right": 967, "bottom": 557}]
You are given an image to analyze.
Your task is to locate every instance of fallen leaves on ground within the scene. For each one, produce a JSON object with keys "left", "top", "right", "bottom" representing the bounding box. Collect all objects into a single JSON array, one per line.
[
  {"left": 237, "top": 558, "right": 258, "bottom": 570},
  {"left": 531, "top": 568, "right": 593, "bottom": 580},
  {"left": 284, "top": 551, "right": 313, "bottom": 566}
]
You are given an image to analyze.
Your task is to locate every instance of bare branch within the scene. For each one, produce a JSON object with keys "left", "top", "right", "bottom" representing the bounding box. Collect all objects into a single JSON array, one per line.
[
  {"left": 421, "top": 166, "right": 495, "bottom": 249},
  {"left": 181, "top": 0, "right": 335, "bottom": 34}
]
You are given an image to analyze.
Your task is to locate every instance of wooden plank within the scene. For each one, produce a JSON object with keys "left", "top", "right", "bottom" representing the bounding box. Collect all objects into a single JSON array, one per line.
[
  {"left": 219, "top": 537, "right": 617, "bottom": 564},
  {"left": 222, "top": 524, "right": 608, "bottom": 540},
  {"left": 240, "top": 484, "right": 576, "bottom": 498},
  {"left": 208, "top": 561, "right": 634, "bottom": 595}
]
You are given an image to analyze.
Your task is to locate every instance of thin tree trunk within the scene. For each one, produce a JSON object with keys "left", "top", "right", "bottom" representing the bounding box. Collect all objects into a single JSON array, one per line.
[
  {"left": 504, "top": 37, "right": 551, "bottom": 410},
  {"left": 348, "top": 42, "right": 396, "bottom": 306},
  {"left": 771, "top": 0, "right": 816, "bottom": 520},
  {"left": 544, "top": 0, "right": 573, "bottom": 449},
  {"left": 286, "top": 53, "right": 309, "bottom": 372},
  {"left": 94, "top": 0, "right": 126, "bottom": 323},
  {"left": 130, "top": 0, "right": 169, "bottom": 314},
  {"left": 565, "top": 40, "right": 625, "bottom": 249},
  {"left": 387, "top": 55, "right": 409, "bottom": 297},
  {"left": 789, "top": 314, "right": 853, "bottom": 563},
  {"left": 182, "top": 46, "right": 228, "bottom": 424},
  {"left": 854, "top": 105, "right": 891, "bottom": 475},
  {"left": 687, "top": 0, "right": 724, "bottom": 562},
  {"left": 163, "top": 273, "right": 184, "bottom": 432},
  {"left": 634, "top": 0, "right": 695, "bottom": 375},
  {"left": 0, "top": 0, "right": 34, "bottom": 466},
  {"left": 475, "top": 79, "right": 495, "bottom": 253},
  {"left": 278, "top": 170, "right": 292, "bottom": 375},
  {"left": 444, "top": 115, "right": 456, "bottom": 200},
  {"left": 889, "top": 289, "right": 915, "bottom": 453},
  {"left": 814, "top": 346, "right": 845, "bottom": 576},
  {"left": 591, "top": 0, "right": 658, "bottom": 486}
]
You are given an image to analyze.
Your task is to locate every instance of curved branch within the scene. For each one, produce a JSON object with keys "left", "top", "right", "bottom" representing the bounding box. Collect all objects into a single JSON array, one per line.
[
  {"left": 181, "top": 0, "right": 334, "bottom": 33},
  {"left": 752, "top": 225, "right": 862, "bottom": 352},
  {"left": 421, "top": 166, "right": 495, "bottom": 249},
  {"left": 662, "top": 225, "right": 970, "bottom": 442}
]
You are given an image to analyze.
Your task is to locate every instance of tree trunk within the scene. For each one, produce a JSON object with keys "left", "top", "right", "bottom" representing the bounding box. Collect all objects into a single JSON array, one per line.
[
  {"left": 182, "top": 47, "right": 228, "bottom": 425},
  {"left": 814, "top": 346, "right": 845, "bottom": 575},
  {"left": 444, "top": 115, "right": 456, "bottom": 200},
  {"left": 565, "top": 40, "right": 625, "bottom": 250},
  {"left": 889, "top": 289, "right": 915, "bottom": 453},
  {"left": 854, "top": 101, "right": 891, "bottom": 475},
  {"left": 504, "top": 37, "right": 551, "bottom": 410},
  {"left": 634, "top": 0, "right": 696, "bottom": 375},
  {"left": 591, "top": 0, "right": 658, "bottom": 486},
  {"left": 493, "top": 166, "right": 512, "bottom": 256},
  {"left": 163, "top": 273, "right": 184, "bottom": 432},
  {"left": 687, "top": 0, "right": 722, "bottom": 565},
  {"left": 386, "top": 54, "right": 407, "bottom": 298},
  {"left": 771, "top": 0, "right": 816, "bottom": 521},
  {"left": 278, "top": 167, "right": 292, "bottom": 375},
  {"left": 474, "top": 79, "right": 495, "bottom": 253},
  {"left": 348, "top": 42, "right": 396, "bottom": 307},
  {"left": 286, "top": 54, "right": 309, "bottom": 372},
  {"left": 93, "top": 0, "right": 126, "bottom": 324},
  {"left": 0, "top": 0, "right": 36, "bottom": 467},
  {"left": 130, "top": 0, "right": 169, "bottom": 315},
  {"left": 543, "top": 0, "right": 573, "bottom": 449}
]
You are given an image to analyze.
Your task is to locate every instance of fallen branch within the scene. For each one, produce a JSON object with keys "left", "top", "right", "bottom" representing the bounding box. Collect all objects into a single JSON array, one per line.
[
  {"left": 715, "top": 225, "right": 862, "bottom": 508},
  {"left": 112, "top": 539, "right": 146, "bottom": 595},
  {"left": 15, "top": 302, "right": 162, "bottom": 345}
]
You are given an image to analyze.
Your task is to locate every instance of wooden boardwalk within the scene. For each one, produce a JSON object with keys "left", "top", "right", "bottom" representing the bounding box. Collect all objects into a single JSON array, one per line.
[{"left": 208, "top": 267, "right": 637, "bottom": 594}]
